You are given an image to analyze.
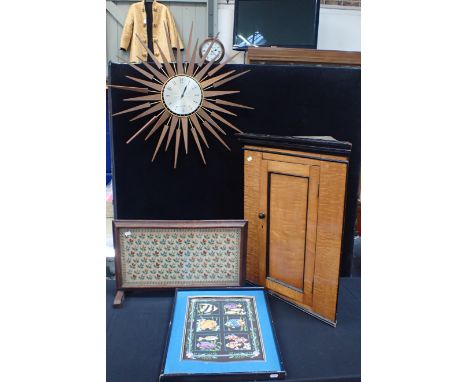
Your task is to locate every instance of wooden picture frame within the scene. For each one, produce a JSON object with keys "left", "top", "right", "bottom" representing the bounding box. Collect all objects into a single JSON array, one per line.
[
  {"left": 160, "top": 287, "right": 286, "bottom": 382},
  {"left": 112, "top": 220, "right": 248, "bottom": 307}
]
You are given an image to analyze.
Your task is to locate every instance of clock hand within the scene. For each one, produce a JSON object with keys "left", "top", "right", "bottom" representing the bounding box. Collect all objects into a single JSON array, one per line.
[{"left": 181, "top": 84, "right": 188, "bottom": 98}]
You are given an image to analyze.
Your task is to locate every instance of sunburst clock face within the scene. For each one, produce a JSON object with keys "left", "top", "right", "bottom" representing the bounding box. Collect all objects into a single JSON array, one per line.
[
  {"left": 110, "top": 26, "right": 253, "bottom": 168},
  {"left": 162, "top": 75, "right": 202, "bottom": 116}
]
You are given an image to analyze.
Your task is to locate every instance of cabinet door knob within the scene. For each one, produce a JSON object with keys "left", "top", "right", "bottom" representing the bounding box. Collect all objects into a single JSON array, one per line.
[{"left": 258, "top": 212, "right": 265, "bottom": 219}]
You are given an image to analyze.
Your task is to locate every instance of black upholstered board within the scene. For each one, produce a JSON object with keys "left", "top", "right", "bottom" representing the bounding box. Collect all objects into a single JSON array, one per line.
[
  {"left": 106, "top": 278, "right": 361, "bottom": 382},
  {"left": 108, "top": 63, "right": 361, "bottom": 276}
]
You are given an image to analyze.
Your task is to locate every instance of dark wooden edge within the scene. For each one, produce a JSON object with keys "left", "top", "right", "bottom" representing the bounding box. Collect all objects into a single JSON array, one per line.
[
  {"left": 107, "top": 76, "right": 118, "bottom": 220},
  {"left": 159, "top": 287, "right": 286, "bottom": 382},
  {"left": 113, "top": 219, "right": 248, "bottom": 229},
  {"left": 112, "top": 290, "right": 125, "bottom": 308},
  {"left": 334, "top": 162, "right": 352, "bottom": 324},
  {"left": 113, "top": 220, "right": 124, "bottom": 291},
  {"left": 175, "top": 286, "right": 264, "bottom": 292},
  {"left": 266, "top": 289, "right": 337, "bottom": 327},
  {"left": 239, "top": 222, "right": 248, "bottom": 286},
  {"left": 263, "top": 287, "right": 287, "bottom": 376},
  {"left": 236, "top": 133, "right": 352, "bottom": 157},
  {"left": 246, "top": 47, "right": 360, "bottom": 66},
  {"left": 159, "top": 287, "right": 178, "bottom": 382},
  {"left": 247, "top": 280, "right": 340, "bottom": 328},
  {"left": 199, "top": 37, "right": 225, "bottom": 64},
  {"left": 237, "top": 133, "right": 352, "bottom": 149},
  {"left": 113, "top": 220, "right": 248, "bottom": 294},
  {"left": 243, "top": 147, "right": 349, "bottom": 165},
  {"left": 160, "top": 371, "right": 285, "bottom": 382}
]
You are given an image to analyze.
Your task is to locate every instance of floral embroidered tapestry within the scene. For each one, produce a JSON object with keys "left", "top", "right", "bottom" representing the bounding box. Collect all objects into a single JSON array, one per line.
[
  {"left": 119, "top": 228, "right": 241, "bottom": 287},
  {"left": 182, "top": 296, "right": 265, "bottom": 362}
]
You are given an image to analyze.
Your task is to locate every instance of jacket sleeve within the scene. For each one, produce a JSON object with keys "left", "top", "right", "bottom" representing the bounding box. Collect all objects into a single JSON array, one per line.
[
  {"left": 120, "top": 5, "right": 134, "bottom": 51},
  {"left": 167, "top": 10, "right": 184, "bottom": 50}
]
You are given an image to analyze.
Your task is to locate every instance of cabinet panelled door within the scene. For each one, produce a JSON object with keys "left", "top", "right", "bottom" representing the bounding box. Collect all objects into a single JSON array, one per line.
[
  {"left": 240, "top": 134, "right": 351, "bottom": 326},
  {"left": 259, "top": 160, "right": 320, "bottom": 309}
]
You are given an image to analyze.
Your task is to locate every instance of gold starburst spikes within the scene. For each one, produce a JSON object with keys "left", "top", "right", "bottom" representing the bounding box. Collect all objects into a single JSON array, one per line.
[{"left": 111, "top": 24, "right": 253, "bottom": 168}]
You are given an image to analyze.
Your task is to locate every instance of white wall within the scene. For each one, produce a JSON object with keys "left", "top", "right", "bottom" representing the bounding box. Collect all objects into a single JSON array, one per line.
[
  {"left": 317, "top": 6, "right": 361, "bottom": 51},
  {"left": 216, "top": 1, "right": 361, "bottom": 63},
  {"left": 217, "top": 1, "right": 244, "bottom": 64}
]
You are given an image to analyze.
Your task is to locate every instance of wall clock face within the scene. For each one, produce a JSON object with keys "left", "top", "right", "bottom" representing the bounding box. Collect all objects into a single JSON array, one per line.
[
  {"left": 162, "top": 75, "right": 203, "bottom": 116},
  {"left": 111, "top": 26, "right": 252, "bottom": 168},
  {"left": 200, "top": 38, "right": 225, "bottom": 63}
]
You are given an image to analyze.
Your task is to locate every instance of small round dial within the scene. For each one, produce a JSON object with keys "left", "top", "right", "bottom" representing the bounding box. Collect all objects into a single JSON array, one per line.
[
  {"left": 200, "top": 38, "right": 225, "bottom": 63},
  {"left": 162, "top": 75, "right": 203, "bottom": 116}
]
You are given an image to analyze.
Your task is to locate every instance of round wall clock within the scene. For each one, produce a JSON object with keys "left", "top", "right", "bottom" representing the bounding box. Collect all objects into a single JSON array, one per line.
[
  {"left": 161, "top": 75, "right": 203, "bottom": 116},
  {"left": 111, "top": 24, "right": 252, "bottom": 169},
  {"left": 199, "top": 36, "right": 225, "bottom": 63}
]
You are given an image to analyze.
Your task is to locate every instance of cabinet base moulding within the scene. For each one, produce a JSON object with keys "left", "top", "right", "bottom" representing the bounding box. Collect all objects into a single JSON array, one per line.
[{"left": 267, "top": 289, "right": 337, "bottom": 327}]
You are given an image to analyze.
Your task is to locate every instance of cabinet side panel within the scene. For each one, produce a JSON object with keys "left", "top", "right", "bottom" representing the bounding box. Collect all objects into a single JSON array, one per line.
[
  {"left": 244, "top": 150, "right": 262, "bottom": 283},
  {"left": 313, "top": 162, "right": 348, "bottom": 322}
]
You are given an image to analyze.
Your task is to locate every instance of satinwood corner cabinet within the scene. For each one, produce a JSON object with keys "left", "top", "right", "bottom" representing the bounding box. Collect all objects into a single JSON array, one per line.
[{"left": 237, "top": 133, "right": 352, "bottom": 326}]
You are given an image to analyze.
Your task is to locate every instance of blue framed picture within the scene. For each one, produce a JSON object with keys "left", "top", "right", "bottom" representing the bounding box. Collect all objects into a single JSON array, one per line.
[{"left": 160, "top": 287, "right": 286, "bottom": 381}]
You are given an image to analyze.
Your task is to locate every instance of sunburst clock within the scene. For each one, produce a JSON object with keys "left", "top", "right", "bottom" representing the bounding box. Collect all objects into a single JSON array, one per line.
[{"left": 110, "top": 24, "right": 253, "bottom": 168}]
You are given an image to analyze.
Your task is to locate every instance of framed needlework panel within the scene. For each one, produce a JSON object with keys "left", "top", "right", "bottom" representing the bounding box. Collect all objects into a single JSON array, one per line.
[
  {"left": 160, "top": 288, "right": 285, "bottom": 382},
  {"left": 112, "top": 220, "right": 248, "bottom": 307}
]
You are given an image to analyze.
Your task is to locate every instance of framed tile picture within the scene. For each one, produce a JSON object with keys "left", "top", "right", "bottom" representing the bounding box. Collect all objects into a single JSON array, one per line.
[
  {"left": 160, "top": 288, "right": 286, "bottom": 382},
  {"left": 112, "top": 220, "right": 248, "bottom": 307}
]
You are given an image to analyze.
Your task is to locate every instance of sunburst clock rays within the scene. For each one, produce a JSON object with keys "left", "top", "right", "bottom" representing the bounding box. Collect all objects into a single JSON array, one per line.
[{"left": 110, "top": 24, "right": 253, "bottom": 168}]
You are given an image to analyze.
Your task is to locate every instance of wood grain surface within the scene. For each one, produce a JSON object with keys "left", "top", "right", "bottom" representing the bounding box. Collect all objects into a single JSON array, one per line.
[
  {"left": 242, "top": 143, "right": 348, "bottom": 325},
  {"left": 303, "top": 165, "right": 320, "bottom": 308},
  {"left": 244, "top": 145, "right": 348, "bottom": 164},
  {"left": 266, "top": 278, "right": 303, "bottom": 302},
  {"left": 312, "top": 161, "right": 348, "bottom": 322},
  {"left": 246, "top": 47, "right": 361, "bottom": 66},
  {"left": 268, "top": 172, "right": 308, "bottom": 290},
  {"left": 262, "top": 152, "right": 323, "bottom": 167}
]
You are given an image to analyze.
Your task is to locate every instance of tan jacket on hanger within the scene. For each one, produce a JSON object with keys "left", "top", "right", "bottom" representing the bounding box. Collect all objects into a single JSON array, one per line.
[{"left": 120, "top": 1, "right": 184, "bottom": 63}]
